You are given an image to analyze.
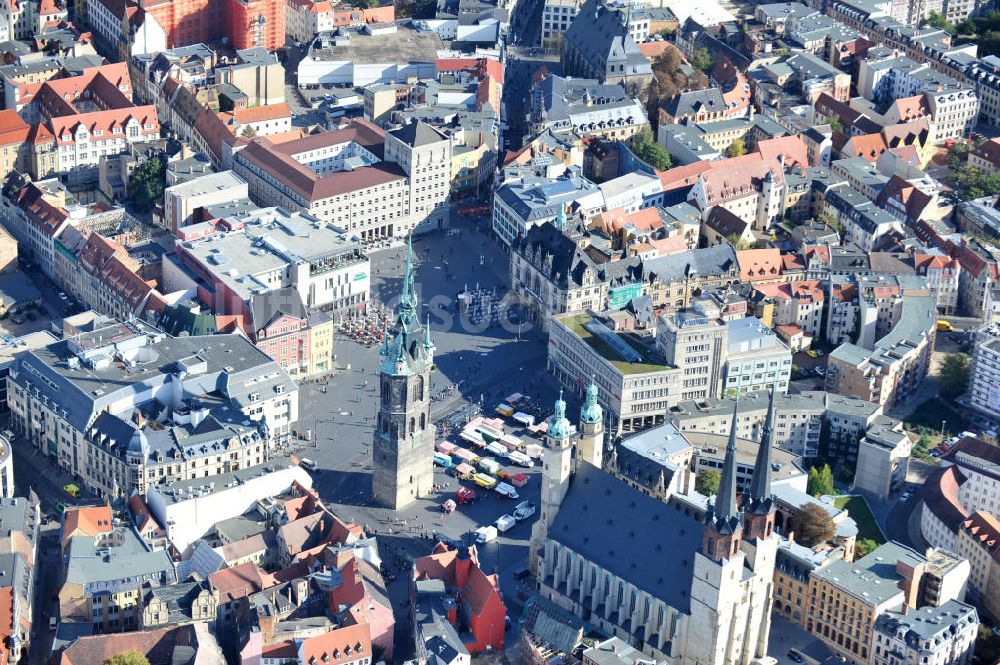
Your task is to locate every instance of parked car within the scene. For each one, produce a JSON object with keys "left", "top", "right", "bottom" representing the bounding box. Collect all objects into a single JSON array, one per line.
[
  {"left": 58, "top": 291, "right": 68, "bottom": 300},
  {"left": 787, "top": 650, "right": 803, "bottom": 663}
]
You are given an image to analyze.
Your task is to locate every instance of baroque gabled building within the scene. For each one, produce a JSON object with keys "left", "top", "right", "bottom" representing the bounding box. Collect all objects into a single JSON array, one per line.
[{"left": 372, "top": 237, "right": 435, "bottom": 510}]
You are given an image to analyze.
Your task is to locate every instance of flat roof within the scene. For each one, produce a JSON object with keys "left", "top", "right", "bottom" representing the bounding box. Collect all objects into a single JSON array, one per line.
[
  {"left": 557, "top": 313, "right": 670, "bottom": 375},
  {"left": 309, "top": 27, "right": 442, "bottom": 64}
]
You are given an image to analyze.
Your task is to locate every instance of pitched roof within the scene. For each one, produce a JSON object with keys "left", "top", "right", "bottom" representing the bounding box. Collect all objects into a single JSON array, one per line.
[
  {"left": 299, "top": 624, "right": 372, "bottom": 665},
  {"left": 0, "top": 109, "right": 29, "bottom": 145},
  {"left": 961, "top": 511, "right": 1000, "bottom": 563},
  {"left": 699, "top": 155, "right": 784, "bottom": 205},
  {"left": 389, "top": 120, "right": 447, "bottom": 148},
  {"left": 920, "top": 465, "right": 967, "bottom": 532},
  {"left": 973, "top": 137, "right": 1000, "bottom": 169},
  {"left": 704, "top": 205, "right": 748, "bottom": 238},
  {"left": 737, "top": 248, "right": 782, "bottom": 282},
  {"left": 62, "top": 505, "right": 112, "bottom": 542},
  {"left": 235, "top": 120, "right": 406, "bottom": 202},
  {"left": 754, "top": 135, "right": 808, "bottom": 167},
  {"left": 754, "top": 279, "right": 825, "bottom": 302},
  {"left": 547, "top": 462, "right": 703, "bottom": 614},
  {"left": 208, "top": 561, "right": 265, "bottom": 602},
  {"left": 60, "top": 625, "right": 200, "bottom": 665}
]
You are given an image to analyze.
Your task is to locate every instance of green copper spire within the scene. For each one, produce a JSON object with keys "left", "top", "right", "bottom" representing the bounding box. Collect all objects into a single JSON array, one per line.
[
  {"left": 580, "top": 377, "right": 602, "bottom": 424},
  {"left": 548, "top": 389, "right": 571, "bottom": 440},
  {"left": 555, "top": 204, "right": 566, "bottom": 231},
  {"left": 397, "top": 234, "right": 418, "bottom": 331},
  {"left": 423, "top": 314, "right": 434, "bottom": 351}
]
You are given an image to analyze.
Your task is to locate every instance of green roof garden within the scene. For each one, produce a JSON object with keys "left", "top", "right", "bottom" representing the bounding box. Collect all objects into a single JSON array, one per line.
[{"left": 560, "top": 314, "right": 671, "bottom": 375}]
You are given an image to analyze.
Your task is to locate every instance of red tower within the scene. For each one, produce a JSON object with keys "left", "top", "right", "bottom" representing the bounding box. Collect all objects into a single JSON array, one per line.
[{"left": 225, "top": 0, "right": 285, "bottom": 51}]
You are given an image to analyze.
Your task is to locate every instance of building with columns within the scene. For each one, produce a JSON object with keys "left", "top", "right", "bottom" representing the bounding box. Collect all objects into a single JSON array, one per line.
[
  {"left": 531, "top": 386, "right": 779, "bottom": 664},
  {"left": 371, "top": 237, "right": 436, "bottom": 510}
]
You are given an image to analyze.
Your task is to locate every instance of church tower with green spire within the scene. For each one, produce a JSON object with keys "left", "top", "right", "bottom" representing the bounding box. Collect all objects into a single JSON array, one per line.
[
  {"left": 576, "top": 378, "right": 604, "bottom": 469},
  {"left": 529, "top": 390, "right": 574, "bottom": 573},
  {"left": 372, "top": 236, "right": 436, "bottom": 510}
]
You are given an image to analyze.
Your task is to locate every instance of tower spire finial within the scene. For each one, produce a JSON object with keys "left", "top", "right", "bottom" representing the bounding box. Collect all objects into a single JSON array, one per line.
[
  {"left": 397, "top": 233, "right": 418, "bottom": 330},
  {"left": 748, "top": 385, "right": 777, "bottom": 514},
  {"left": 710, "top": 394, "right": 742, "bottom": 534},
  {"left": 580, "top": 375, "right": 602, "bottom": 424}
]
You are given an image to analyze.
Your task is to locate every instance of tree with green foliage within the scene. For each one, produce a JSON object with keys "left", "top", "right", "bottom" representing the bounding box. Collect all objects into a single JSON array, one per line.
[
  {"left": 807, "top": 464, "right": 835, "bottom": 497},
  {"left": 630, "top": 125, "right": 672, "bottom": 170},
  {"left": 104, "top": 652, "right": 151, "bottom": 665},
  {"left": 793, "top": 502, "right": 836, "bottom": 547},
  {"left": 951, "top": 165, "right": 1000, "bottom": 201},
  {"left": 241, "top": 125, "right": 257, "bottom": 137},
  {"left": 912, "top": 428, "right": 934, "bottom": 460},
  {"left": 939, "top": 352, "right": 971, "bottom": 398},
  {"left": 817, "top": 212, "right": 845, "bottom": 236},
  {"left": 854, "top": 538, "right": 878, "bottom": 561},
  {"left": 691, "top": 47, "right": 713, "bottom": 73},
  {"left": 727, "top": 138, "right": 746, "bottom": 157},
  {"left": 924, "top": 10, "right": 955, "bottom": 31},
  {"left": 695, "top": 469, "right": 721, "bottom": 496},
  {"left": 128, "top": 157, "right": 166, "bottom": 213},
  {"left": 726, "top": 234, "right": 751, "bottom": 250},
  {"left": 825, "top": 115, "right": 844, "bottom": 133}
]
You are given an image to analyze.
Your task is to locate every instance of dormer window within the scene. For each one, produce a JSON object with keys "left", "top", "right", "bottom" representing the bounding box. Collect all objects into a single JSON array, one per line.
[
  {"left": 94, "top": 130, "right": 103, "bottom": 137},
  {"left": 113, "top": 127, "right": 122, "bottom": 134}
]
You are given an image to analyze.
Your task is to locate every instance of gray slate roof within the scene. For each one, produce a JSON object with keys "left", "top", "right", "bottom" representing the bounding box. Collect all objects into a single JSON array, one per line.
[{"left": 547, "top": 462, "right": 703, "bottom": 613}]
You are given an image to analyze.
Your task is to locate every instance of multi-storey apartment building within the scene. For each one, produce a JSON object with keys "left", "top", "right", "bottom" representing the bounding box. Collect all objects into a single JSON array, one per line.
[
  {"left": 234, "top": 119, "right": 450, "bottom": 240},
  {"left": 656, "top": 306, "right": 728, "bottom": 403},
  {"left": 14, "top": 62, "right": 160, "bottom": 185},
  {"left": 7, "top": 321, "right": 298, "bottom": 498},
  {"left": 669, "top": 390, "right": 887, "bottom": 460},
  {"left": 969, "top": 326, "right": 1000, "bottom": 420},
  {"left": 1, "top": 177, "right": 125, "bottom": 279},
  {"left": 827, "top": 277, "right": 936, "bottom": 408},
  {"left": 806, "top": 543, "right": 969, "bottom": 665},
  {"left": 954, "top": 511, "right": 1000, "bottom": 618},
  {"left": 284, "top": 0, "right": 393, "bottom": 44},
  {"left": 871, "top": 601, "right": 978, "bottom": 665},
  {"left": 510, "top": 221, "right": 739, "bottom": 329}
]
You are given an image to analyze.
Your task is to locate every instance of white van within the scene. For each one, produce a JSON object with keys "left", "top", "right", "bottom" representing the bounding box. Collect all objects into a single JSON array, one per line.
[
  {"left": 486, "top": 442, "right": 510, "bottom": 458},
  {"left": 495, "top": 482, "right": 519, "bottom": 499},
  {"left": 475, "top": 525, "right": 498, "bottom": 543},
  {"left": 300, "top": 458, "right": 318, "bottom": 471},
  {"left": 508, "top": 451, "right": 533, "bottom": 467},
  {"left": 495, "top": 514, "right": 517, "bottom": 532}
]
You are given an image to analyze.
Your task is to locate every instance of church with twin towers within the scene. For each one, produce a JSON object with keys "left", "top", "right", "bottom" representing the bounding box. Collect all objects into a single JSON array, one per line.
[{"left": 532, "top": 385, "right": 780, "bottom": 665}]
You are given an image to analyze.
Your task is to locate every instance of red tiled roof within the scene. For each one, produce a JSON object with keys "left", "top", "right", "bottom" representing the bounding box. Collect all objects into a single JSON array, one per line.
[
  {"left": 224, "top": 102, "right": 292, "bottom": 125},
  {"left": 236, "top": 121, "right": 407, "bottom": 202},
  {"left": 60, "top": 626, "right": 198, "bottom": 665},
  {"left": 0, "top": 110, "right": 29, "bottom": 145},
  {"left": 754, "top": 279, "right": 825, "bottom": 302},
  {"left": 961, "top": 511, "right": 1000, "bottom": 563},
  {"left": 656, "top": 160, "right": 712, "bottom": 192},
  {"left": 737, "top": 248, "right": 782, "bottom": 282},
  {"left": 754, "top": 135, "right": 808, "bottom": 167},
  {"left": 62, "top": 505, "right": 112, "bottom": 543},
  {"left": 209, "top": 562, "right": 265, "bottom": 602},
  {"left": 299, "top": 624, "right": 371, "bottom": 665},
  {"left": 921, "top": 465, "right": 968, "bottom": 532}
]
